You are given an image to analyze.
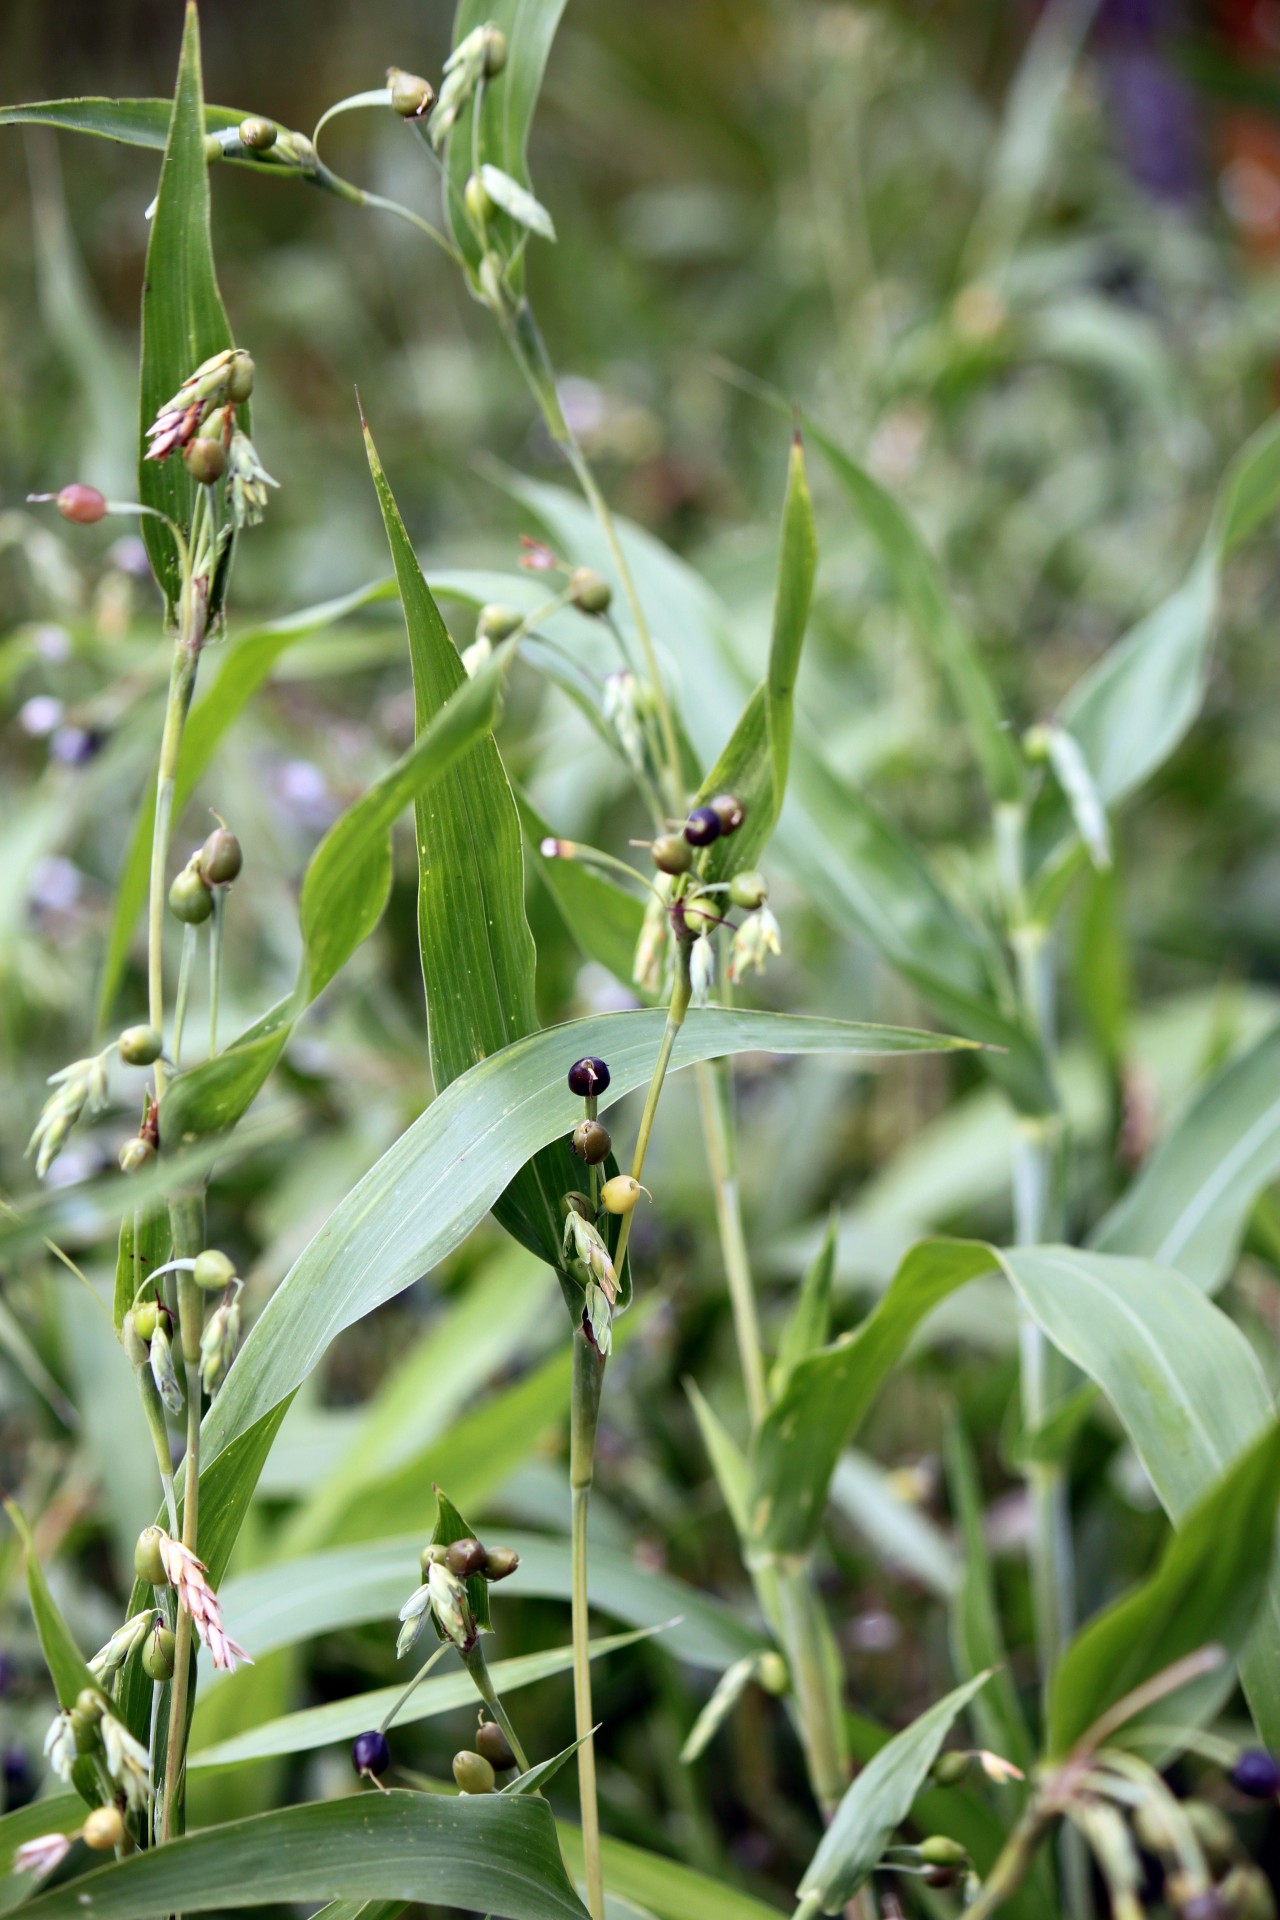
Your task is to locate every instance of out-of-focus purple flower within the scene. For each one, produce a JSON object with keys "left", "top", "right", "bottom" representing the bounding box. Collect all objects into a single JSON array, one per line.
[
  {"left": 18, "top": 696, "right": 63, "bottom": 737},
  {"left": 1097, "top": 0, "right": 1201, "bottom": 203},
  {"left": 49, "top": 725, "right": 102, "bottom": 766}
]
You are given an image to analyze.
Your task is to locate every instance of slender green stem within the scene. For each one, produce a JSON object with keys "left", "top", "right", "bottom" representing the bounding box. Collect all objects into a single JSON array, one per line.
[
  {"left": 208, "top": 889, "right": 224, "bottom": 1057},
  {"left": 570, "top": 1333, "right": 606, "bottom": 1920},
  {"left": 789, "top": 1895, "right": 824, "bottom": 1920},
  {"left": 172, "top": 924, "right": 196, "bottom": 1068},
  {"left": 613, "top": 950, "right": 693, "bottom": 1275},
  {"left": 148, "top": 540, "right": 207, "bottom": 1096},
  {"left": 774, "top": 1565, "right": 847, "bottom": 1819},
  {"left": 695, "top": 1060, "right": 767, "bottom": 1426},
  {"left": 378, "top": 1640, "right": 450, "bottom": 1735},
  {"left": 135, "top": 1363, "right": 179, "bottom": 1536}
]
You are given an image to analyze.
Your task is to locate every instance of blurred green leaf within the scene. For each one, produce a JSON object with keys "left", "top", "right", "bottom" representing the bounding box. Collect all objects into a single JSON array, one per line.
[
  {"left": 1047, "top": 1422, "right": 1280, "bottom": 1756},
  {"left": 1093, "top": 1023, "right": 1280, "bottom": 1294},
  {"left": 137, "top": 5, "right": 237, "bottom": 622},
  {"left": 751, "top": 1241, "right": 997, "bottom": 1554},
  {"left": 0, "top": 99, "right": 245, "bottom": 147},
  {"left": 807, "top": 419, "right": 1021, "bottom": 805},
  {"left": 519, "top": 793, "right": 646, "bottom": 987},
  {"left": 772, "top": 1207, "right": 836, "bottom": 1395},
  {"left": 558, "top": 1828, "right": 785, "bottom": 1920},
  {"left": 797, "top": 1673, "right": 992, "bottom": 1910},
  {"left": 943, "top": 1421, "right": 1033, "bottom": 1773},
  {"left": 15, "top": 1791, "right": 588, "bottom": 1920},
  {"left": 5, "top": 1503, "right": 97, "bottom": 1806}
]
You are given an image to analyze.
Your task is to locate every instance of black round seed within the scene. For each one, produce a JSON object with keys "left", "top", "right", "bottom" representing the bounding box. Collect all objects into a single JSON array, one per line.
[
  {"left": 567, "top": 1056, "right": 611, "bottom": 1097},
  {"left": 683, "top": 806, "right": 722, "bottom": 847},
  {"left": 1231, "top": 1748, "right": 1280, "bottom": 1798},
  {"left": 352, "top": 1729, "right": 390, "bottom": 1776}
]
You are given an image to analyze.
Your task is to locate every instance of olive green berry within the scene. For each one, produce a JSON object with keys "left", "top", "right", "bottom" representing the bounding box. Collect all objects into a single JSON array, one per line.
[
  {"left": 194, "top": 1248, "right": 237, "bottom": 1293},
  {"left": 119, "top": 1137, "right": 155, "bottom": 1174},
  {"left": 465, "top": 173, "right": 495, "bottom": 226},
  {"left": 483, "top": 26, "right": 508, "bottom": 74},
  {"left": 199, "top": 826, "right": 242, "bottom": 886},
  {"left": 227, "top": 353, "right": 255, "bottom": 405},
  {"left": 142, "top": 1624, "right": 177, "bottom": 1682},
  {"left": 651, "top": 834, "right": 692, "bottom": 876},
  {"left": 184, "top": 437, "right": 227, "bottom": 486},
  {"left": 70, "top": 1709, "right": 99, "bottom": 1755},
  {"left": 931, "top": 1750, "right": 971, "bottom": 1787},
  {"left": 134, "top": 1526, "right": 167, "bottom": 1587},
  {"left": 475, "top": 1721, "right": 517, "bottom": 1771},
  {"left": 728, "top": 870, "right": 768, "bottom": 911},
  {"left": 452, "top": 1749, "right": 496, "bottom": 1794},
  {"left": 388, "top": 68, "right": 435, "bottom": 118},
  {"left": 560, "top": 1192, "right": 593, "bottom": 1223},
  {"left": 132, "top": 1299, "right": 160, "bottom": 1342},
  {"left": 483, "top": 1546, "right": 520, "bottom": 1582},
  {"left": 757, "top": 1652, "right": 788, "bottom": 1695},
  {"left": 238, "top": 117, "right": 277, "bottom": 152},
  {"left": 169, "top": 864, "right": 213, "bottom": 925},
  {"left": 75, "top": 1687, "right": 107, "bottom": 1724},
  {"left": 569, "top": 567, "right": 612, "bottom": 615},
  {"left": 572, "top": 1119, "right": 612, "bottom": 1165},
  {"left": 419, "top": 1542, "right": 448, "bottom": 1578},
  {"left": 919, "top": 1837, "right": 967, "bottom": 1868},
  {"left": 119, "top": 1024, "right": 163, "bottom": 1067},
  {"left": 477, "top": 604, "right": 523, "bottom": 642}
]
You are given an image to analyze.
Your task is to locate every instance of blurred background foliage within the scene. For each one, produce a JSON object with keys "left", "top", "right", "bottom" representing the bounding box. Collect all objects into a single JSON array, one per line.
[{"left": 3, "top": 0, "right": 1280, "bottom": 1910}]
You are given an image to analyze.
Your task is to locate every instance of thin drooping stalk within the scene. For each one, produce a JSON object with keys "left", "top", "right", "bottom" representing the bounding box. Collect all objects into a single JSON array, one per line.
[
  {"left": 172, "top": 923, "right": 196, "bottom": 1067},
  {"left": 612, "top": 952, "right": 693, "bottom": 1277},
  {"left": 695, "top": 1061, "right": 767, "bottom": 1426},
  {"left": 569, "top": 1331, "right": 606, "bottom": 1920},
  {"left": 160, "top": 1191, "right": 205, "bottom": 1844}
]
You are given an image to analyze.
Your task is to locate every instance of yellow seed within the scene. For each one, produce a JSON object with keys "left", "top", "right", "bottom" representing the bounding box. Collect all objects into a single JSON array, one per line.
[
  {"left": 82, "top": 1806, "right": 125, "bottom": 1851},
  {"left": 599, "top": 1176, "right": 648, "bottom": 1216}
]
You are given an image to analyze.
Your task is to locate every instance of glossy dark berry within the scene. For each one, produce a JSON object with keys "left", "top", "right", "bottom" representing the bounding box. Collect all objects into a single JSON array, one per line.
[
  {"left": 352, "top": 1729, "right": 390, "bottom": 1776},
  {"left": 475, "top": 1721, "right": 517, "bottom": 1771},
  {"left": 567, "top": 1056, "right": 610, "bottom": 1097},
  {"left": 683, "top": 806, "right": 722, "bottom": 847},
  {"left": 1231, "top": 1748, "right": 1280, "bottom": 1798},
  {"left": 445, "top": 1536, "right": 488, "bottom": 1578}
]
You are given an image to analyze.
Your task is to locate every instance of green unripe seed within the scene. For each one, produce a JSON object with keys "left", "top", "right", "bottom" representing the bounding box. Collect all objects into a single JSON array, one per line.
[
  {"left": 483, "top": 27, "right": 508, "bottom": 74},
  {"left": 70, "top": 1709, "right": 99, "bottom": 1755},
  {"left": 477, "top": 604, "right": 522, "bottom": 642},
  {"left": 600, "top": 1175, "right": 647, "bottom": 1216},
  {"left": 75, "top": 1687, "right": 107, "bottom": 1724},
  {"left": 446, "top": 1536, "right": 489, "bottom": 1578},
  {"left": 931, "top": 1750, "right": 971, "bottom": 1787},
  {"left": 184, "top": 437, "right": 227, "bottom": 486},
  {"left": 169, "top": 864, "right": 213, "bottom": 925},
  {"left": 465, "top": 173, "right": 496, "bottom": 226},
  {"left": 482, "top": 1546, "right": 520, "bottom": 1581},
  {"left": 142, "top": 1624, "right": 177, "bottom": 1681},
  {"left": 134, "top": 1526, "right": 167, "bottom": 1588},
  {"left": 132, "top": 1299, "right": 160, "bottom": 1342},
  {"left": 388, "top": 68, "right": 435, "bottom": 118},
  {"left": 919, "top": 1837, "right": 968, "bottom": 1868},
  {"left": 199, "top": 826, "right": 242, "bottom": 886},
  {"left": 560, "top": 1192, "right": 593, "bottom": 1223},
  {"left": 452, "top": 1749, "right": 496, "bottom": 1794},
  {"left": 569, "top": 567, "right": 612, "bottom": 615},
  {"left": 651, "top": 834, "right": 692, "bottom": 876},
  {"left": 757, "top": 1652, "right": 789, "bottom": 1695},
  {"left": 238, "top": 117, "right": 277, "bottom": 152},
  {"left": 194, "top": 1248, "right": 238, "bottom": 1293},
  {"left": 119, "top": 1024, "right": 163, "bottom": 1067},
  {"left": 728, "top": 870, "right": 768, "bottom": 911},
  {"left": 82, "top": 1806, "right": 125, "bottom": 1851},
  {"left": 119, "top": 1136, "right": 155, "bottom": 1174},
  {"left": 475, "top": 1721, "right": 517, "bottom": 1770},
  {"left": 227, "top": 353, "right": 255, "bottom": 405},
  {"left": 204, "top": 134, "right": 224, "bottom": 163},
  {"left": 419, "top": 1542, "right": 448, "bottom": 1578},
  {"left": 572, "top": 1119, "right": 612, "bottom": 1165}
]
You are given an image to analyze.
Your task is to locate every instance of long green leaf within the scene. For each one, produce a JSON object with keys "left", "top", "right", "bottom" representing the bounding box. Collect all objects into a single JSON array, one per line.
[
  {"left": 14, "top": 1791, "right": 588, "bottom": 1920},
  {"left": 1047, "top": 1423, "right": 1280, "bottom": 1755},
  {"left": 807, "top": 419, "right": 1021, "bottom": 805},
  {"left": 364, "top": 417, "right": 574, "bottom": 1273},
  {"left": 0, "top": 99, "right": 246, "bottom": 147},
  {"left": 1093, "top": 1023, "right": 1280, "bottom": 1293},
  {"left": 943, "top": 1422, "right": 1034, "bottom": 1773},
  {"left": 190, "top": 1627, "right": 655, "bottom": 1768},
  {"left": 797, "top": 1673, "right": 992, "bottom": 1910},
  {"left": 137, "top": 5, "right": 237, "bottom": 621},
  {"left": 201, "top": 1009, "right": 969, "bottom": 1467},
  {"left": 558, "top": 1829, "right": 785, "bottom": 1920},
  {"left": 750, "top": 1242, "right": 996, "bottom": 1553},
  {"left": 5, "top": 1504, "right": 97, "bottom": 1806}
]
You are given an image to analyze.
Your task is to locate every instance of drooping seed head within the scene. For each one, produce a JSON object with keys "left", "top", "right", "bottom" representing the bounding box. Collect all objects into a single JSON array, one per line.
[
  {"left": 683, "top": 806, "right": 722, "bottom": 848},
  {"left": 452, "top": 1749, "right": 496, "bottom": 1794},
  {"left": 567, "top": 1056, "right": 610, "bottom": 1097},
  {"left": 600, "top": 1175, "right": 648, "bottom": 1216},
  {"left": 572, "top": 1119, "right": 612, "bottom": 1165},
  {"left": 651, "top": 833, "right": 692, "bottom": 876},
  {"left": 55, "top": 484, "right": 108, "bottom": 525},
  {"left": 477, "top": 604, "right": 523, "bottom": 642},
  {"left": 387, "top": 68, "right": 436, "bottom": 118},
  {"left": 352, "top": 1728, "right": 390, "bottom": 1776},
  {"left": 133, "top": 1527, "right": 167, "bottom": 1588},
  {"left": 475, "top": 1721, "right": 517, "bottom": 1770}
]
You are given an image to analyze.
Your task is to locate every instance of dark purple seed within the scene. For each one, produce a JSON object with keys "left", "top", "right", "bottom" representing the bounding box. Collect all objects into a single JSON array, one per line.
[
  {"left": 3, "top": 1745, "right": 34, "bottom": 1809},
  {"left": 567, "top": 1056, "right": 610, "bottom": 1097},
  {"left": 1230, "top": 1748, "right": 1280, "bottom": 1798},
  {"left": 352, "top": 1729, "right": 390, "bottom": 1776},
  {"left": 683, "top": 806, "right": 722, "bottom": 847}
]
